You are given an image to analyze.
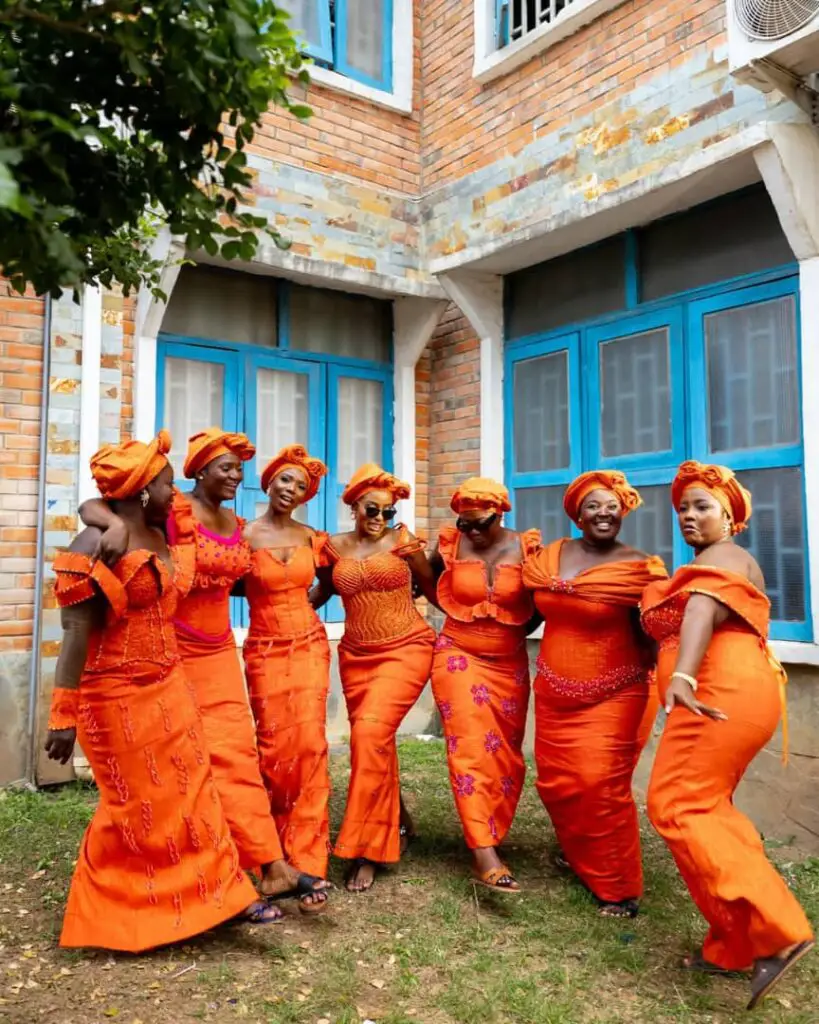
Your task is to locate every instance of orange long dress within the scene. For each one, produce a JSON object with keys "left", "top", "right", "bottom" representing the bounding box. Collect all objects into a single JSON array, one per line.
[
  {"left": 242, "top": 535, "right": 331, "bottom": 878},
  {"left": 522, "top": 540, "right": 668, "bottom": 904},
  {"left": 52, "top": 550, "right": 256, "bottom": 952},
  {"left": 323, "top": 530, "right": 435, "bottom": 864},
  {"left": 167, "top": 492, "right": 285, "bottom": 870},
  {"left": 642, "top": 565, "right": 814, "bottom": 969},
  {"left": 430, "top": 526, "right": 540, "bottom": 849}
]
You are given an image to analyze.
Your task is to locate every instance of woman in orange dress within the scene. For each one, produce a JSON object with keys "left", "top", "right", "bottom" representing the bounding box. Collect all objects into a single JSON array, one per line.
[
  {"left": 313, "top": 464, "right": 437, "bottom": 893},
  {"left": 77, "top": 429, "right": 329, "bottom": 912},
  {"left": 241, "top": 445, "right": 332, "bottom": 884},
  {"left": 522, "top": 471, "right": 667, "bottom": 917},
  {"left": 43, "top": 432, "right": 267, "bottom": 951},
  {"left": 642, "top": 461, "right": 813, "bottom": 1009},
  {"left": 429, "top": 478, "right": 540, "bottom": 892}
]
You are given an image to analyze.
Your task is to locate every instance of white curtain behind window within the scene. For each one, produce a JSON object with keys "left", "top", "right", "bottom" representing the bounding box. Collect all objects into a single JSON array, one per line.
[
  {"left": 336, "top": 376, "right": 383, "bottom": 528},
  {"left": 163, "top": 357, "right": 224, "bottom": 478},
  {"left": 344, "top": 0, "right": 385, "bottom": 82}
]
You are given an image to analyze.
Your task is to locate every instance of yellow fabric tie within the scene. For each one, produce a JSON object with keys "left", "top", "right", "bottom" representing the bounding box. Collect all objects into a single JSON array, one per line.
[{"left": 764, "top": 643, "right": 788, "bottom": 765}]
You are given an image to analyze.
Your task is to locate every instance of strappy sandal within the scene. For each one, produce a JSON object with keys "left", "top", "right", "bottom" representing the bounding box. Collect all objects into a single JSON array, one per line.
[
  {"left": 345, "top": 858, "right": 377, "bottom": 893},
  {"left": 554, "top": 851, "right": 571, "bottom": 872},
  {"left": 597, "top": 898, "right": 639, "bottom": 919},
  {"left": 399, "top": 824, "right": 416, "bottom": 855},
  {"left": 682, "top": 952, "right": 750, "bottom": 976},
  {"left": 471, "top": 865, "right": 521, "bottom": 893},
  {"left": 237, "top": 900, "right": 284, "bottom": 926},
  {"left": 267, "top": 872, "right": 331, "bottom": 915},
  {"left": 747, "top": 939, "right": 815, "bottom": 1010}
]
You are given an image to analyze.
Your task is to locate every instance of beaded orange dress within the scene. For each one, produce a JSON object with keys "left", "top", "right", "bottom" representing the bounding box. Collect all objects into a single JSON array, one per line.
[
  {"left": 52, "top": 549, "right": 256, "bottom": 952},
  {"left": 522, "top": 539, "right": 667, "bottom": 904},
  {"left": 322, "top": 528, "right": 435, "bottom": 864},
  {"left": 243, "top": 534, "right": 331, "bottom": 878},
  {"left": 166, "top": 492, "right": 284, "bottom": 870},
  {"left": 642, "top": 565, "right": 813, "bottom": 968},
  {"left": 431, "top": 526, "right": 540, "bottom": 850}
]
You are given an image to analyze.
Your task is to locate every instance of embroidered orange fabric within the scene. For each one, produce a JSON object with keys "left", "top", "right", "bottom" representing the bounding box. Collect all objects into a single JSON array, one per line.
[
  {"left": 521, "top": 539, "right": 668, "bottom": 904},
  {"left": 641, "top": 564, "right": 812, "bottom": 969},
  {"left": 48, "top": 687, "right": 79, "bottom": 731},
  {"left": 431, "top": 527, "right": 539, "bottom": 849},
  {"left": 323, "top": 529, "right": 435, "bottom": 863},
  {"left": 167, "top": 493, "right": 284, "bottom": 870},
  {"left": 243, "top": 533, "right": 331, "bottom": 877},
  {"left": 51, "top": 550, "right": 255, "bottom": 952}
]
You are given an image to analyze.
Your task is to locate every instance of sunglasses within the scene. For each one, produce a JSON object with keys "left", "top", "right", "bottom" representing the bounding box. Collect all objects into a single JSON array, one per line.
[
  {"left": 363, "top": 504, "right": 397, "bottom": 522},
  {"left": 456, "top": 513, "right": 498, "bottom": 533}
]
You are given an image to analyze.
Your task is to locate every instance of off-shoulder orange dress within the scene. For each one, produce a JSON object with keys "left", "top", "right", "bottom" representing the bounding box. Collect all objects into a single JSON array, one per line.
[
  {"left": 431, "top": 526, "right": 540, "bottom": 850},
  {"left": 322, "top": 528, "right": 435, "bottom": 865},
  {"left": 166, "top": 492, "right": 284, "bottom": 870},
  {"left": 52, "top": 549, "right": 256, "bottom": 952},
  {"left": 243, "top": 534, "right": 331, "bottom": 878},
  {"left": 522, "top": 540, "right": 667, "bottom": 905},
  {"left": 642, "top": 565, "right": 813, "bottom": 968}
]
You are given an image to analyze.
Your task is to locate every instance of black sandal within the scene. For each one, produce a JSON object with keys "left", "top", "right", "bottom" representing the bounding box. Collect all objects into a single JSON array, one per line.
[
  {"left": 682, "top": 952, "right": 749, "bottom": 976},
  {"left": 267, "top": 872, "right": 330, "bottom": 915},
  {"left": 345, "top": 858, "right": 377, "bottom": 893},
  {"left": 747, "top": 939, "right": 814, "bottom": 1010},
  {"left": 399, "top": 824, "right": 416, "bottom": 855},
  {"left": 596, "top": 898, "right": 639, "bottom": 919}
]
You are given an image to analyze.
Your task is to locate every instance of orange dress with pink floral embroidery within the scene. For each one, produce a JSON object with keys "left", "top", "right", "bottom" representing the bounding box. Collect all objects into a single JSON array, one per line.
[
  {"left": 52, "top": 549, "right": 256, "bottom": 952},
  {"left": 322, "top": 528, "right": 435, "bottom": 865},
  {"left": 522, "top": 539, "right": 668, "bottom": 905},
  {"left": 243, "top": 534, "right": 331, "bottom": 878},
  {"left": 166, "top": 491, "right": 284, "bottom": 871},
  {"left": 431, "top": 526, "right": 540, "bottom": 850}
]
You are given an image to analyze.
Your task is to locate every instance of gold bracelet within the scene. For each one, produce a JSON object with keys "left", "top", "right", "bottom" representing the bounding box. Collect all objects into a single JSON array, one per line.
[{"left": 671, "top": 671, "right": 698, "bottom": 692}]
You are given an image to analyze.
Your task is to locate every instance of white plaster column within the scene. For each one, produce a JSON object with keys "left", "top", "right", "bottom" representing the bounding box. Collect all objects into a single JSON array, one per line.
[
  {"left": 78, "top": 285, "right": 102, "bottom": 503},
  {"left": 437, "top": 270, "right": 504, "bottom": 480},
  {"left": 393, "top": 297, "right": 448, "bottom": 531},
  {"left": 757, "top": 124, "right": 819, "bottom": 653},
  {"left": 134, "top": 229, "right": 185, "bottom": 441}
]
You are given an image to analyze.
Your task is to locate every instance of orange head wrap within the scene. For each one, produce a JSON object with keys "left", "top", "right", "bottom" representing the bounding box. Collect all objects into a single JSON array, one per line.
[
  {"left": 90, "top": 430, "right": 172, "bottom": 500},
  {"left": 342, "top": 463, "right": 411, "bottom": 506},
  {"left": 563, "top": 470, "right": 642, "bottom": 522},
  {"left": 671, "top": 460, "right": 752, "bottom": 534},
  {"left": 183, "top": 428, "right": 255, "bottom": 479},
  {"left": 450, "top": 477, "right": 511, "bottom": 515},
  {"left": 260, "top": 444, "right": 328, "bottom": 503}
]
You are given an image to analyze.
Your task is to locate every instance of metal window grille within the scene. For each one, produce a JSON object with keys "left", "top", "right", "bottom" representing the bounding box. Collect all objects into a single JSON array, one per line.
[{"left": 498, "top": 0, "right": 571, "bottom": 47}]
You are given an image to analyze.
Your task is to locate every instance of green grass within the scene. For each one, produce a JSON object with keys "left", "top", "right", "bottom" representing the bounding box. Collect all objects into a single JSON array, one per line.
[{"left": 0, "top": 741, "right": 817, "bottom": 1024}]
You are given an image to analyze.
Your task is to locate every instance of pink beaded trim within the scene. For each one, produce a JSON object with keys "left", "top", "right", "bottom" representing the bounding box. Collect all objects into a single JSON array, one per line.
[{"left": 535, "top": 656, "right": 647, "bottom": 705}]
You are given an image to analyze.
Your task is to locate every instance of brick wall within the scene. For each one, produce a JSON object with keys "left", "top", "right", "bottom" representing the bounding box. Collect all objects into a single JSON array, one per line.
[{"left": 120, "top": 295, "right": 136, "bottom": 439}]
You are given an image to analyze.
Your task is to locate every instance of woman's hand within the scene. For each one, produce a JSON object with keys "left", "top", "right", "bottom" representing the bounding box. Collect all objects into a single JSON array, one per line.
[
  {"left": 92, "top": 520, "right": 129, "bottom": 567},
  {"left": 664, "top": 677, "right": 727, "bottom": 721},
  {"left": 44, "top": 727, "right": 77, "bottom": 765}
]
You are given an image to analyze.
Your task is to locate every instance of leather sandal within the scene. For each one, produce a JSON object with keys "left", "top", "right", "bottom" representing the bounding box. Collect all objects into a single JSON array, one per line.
[
  {"left": 471, "top": 865, "right": 521, "bottom": 893},
  {"left": 747, "top": 939, "right": 814, "bottom": 1010}
]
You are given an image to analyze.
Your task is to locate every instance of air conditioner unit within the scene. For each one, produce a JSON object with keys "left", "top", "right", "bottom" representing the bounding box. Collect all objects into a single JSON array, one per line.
[{"left": 728, "top": 0, "right": 819, "bottom": 115}]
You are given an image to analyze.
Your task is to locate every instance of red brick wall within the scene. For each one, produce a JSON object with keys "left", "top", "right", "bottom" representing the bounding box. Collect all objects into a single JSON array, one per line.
[
  {"left": 0, "top": 281, "right": 44, "bottom": 654},
  {"left": 120, "top": 295, "right": 136, "bottom": 439},
  {"left": 420, "top": 0, "right": 726, "bottom": 189}
]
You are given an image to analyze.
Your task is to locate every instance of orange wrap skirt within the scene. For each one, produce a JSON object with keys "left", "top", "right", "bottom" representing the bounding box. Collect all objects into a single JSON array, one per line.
[
  {"left": 431, "top": 621, "right": 529, "bottom": 849},
  {"left": 243, "top": 624, "right": 332, "bottom": 878},
  {"left": 62, "top": 662, "right": 257, "bottom": 951},
  {"left": 334, "top": 622, "right": 435, "bottom": 864},
  {"left": 177, "top": 631, "right": 285, "bottom": 869}
]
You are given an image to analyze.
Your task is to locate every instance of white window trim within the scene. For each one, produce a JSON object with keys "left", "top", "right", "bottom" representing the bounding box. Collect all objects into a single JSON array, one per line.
[
  {"left": 305, "top": 0, "right": 413, "bottom": 115},
  {"left": 473, "top": 0, "right": 627, "bottom": 85}
]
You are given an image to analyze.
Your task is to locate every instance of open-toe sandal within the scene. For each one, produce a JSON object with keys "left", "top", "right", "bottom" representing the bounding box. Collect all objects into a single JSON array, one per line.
[
  {"left": 268, "top": 872, "right": 330, "bottom": 915},
  {"left": 747, "top": 939, "right": 814, "bottom": 1010},
  {"left": 345, "top": 858, "right": 377, "bottom": 894},
  {"left": 471, "top": 865, "right": 521, "bottom": 893}
]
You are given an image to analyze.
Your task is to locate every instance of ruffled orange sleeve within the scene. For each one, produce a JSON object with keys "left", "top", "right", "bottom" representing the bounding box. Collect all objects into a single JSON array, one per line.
[
  {"left": 53, "top": 552, "right": 127, "bottom": 618},
  {"left": 311, "top": 530, "right": 331, "bottom": 568},
  {"left": 521, "top": 539, "right": 563, "bottom": 591},
  {"left": 391, "top": 524, "right": 424, "bottom": 559},
  {"left": 167, "top": 490, "right": 196, "bottom": 548},
  {"left": 520, "top": 528, "right": 542, "bottom": 560}
]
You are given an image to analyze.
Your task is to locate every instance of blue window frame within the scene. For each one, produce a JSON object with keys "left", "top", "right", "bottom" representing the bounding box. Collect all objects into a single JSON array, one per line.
[
  {"left": 505, "top": 255, "right": 809, "bottom": 642},
  {"left": 288, "top": 0, "right": 393, "bottom": 92},
  {"left": 156, "top": 283, "right": 394, "bottom": 626}
]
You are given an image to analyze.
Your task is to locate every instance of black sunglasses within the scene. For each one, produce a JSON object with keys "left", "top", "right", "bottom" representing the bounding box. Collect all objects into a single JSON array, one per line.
[
  {"left": 364, "top": 504, "right": 397, "bottom": 522},
  {"left": 456, "top": 513, "right": 498, "bottom": 533}
]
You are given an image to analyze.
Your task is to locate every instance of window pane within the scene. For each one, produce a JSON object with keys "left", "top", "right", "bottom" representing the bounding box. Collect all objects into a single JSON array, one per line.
[
  {"left": 256, "top": 369, "right": 309, "bottom": 469},
  {"left": 289, "top": 285, "right": 391, "bottom": 362},
  {"left": 618, "top": 485, "right": 674, "bottom": 570},
  {"left": 161, "top": 265, "right": 277, "bottom": 347},
  {"left": 736, "top": 467, "right": 806, "bottom": 622},
  {"left": 336, "top": 377, "right": 383, "bottom": 529},
  {"left": 514, "top": 486, "right": 566, "bottom": 545},
  {"left": 163, "top": 358, "right": 224, "bottom": 477},
  {"left": 705, "top": 296, "right": 799, "bottom": 453},
  {"left": 281, "top": 0, "right": 325, "bottom": 50},
  {"left": 601, "top": 328, "right": 671, "bottom": 456},
  {"left": 513, "top": 352, "right": 570, "bottom": 472},
  {"left": 344, "top": 0, "right": 385, "bottom": 81}
]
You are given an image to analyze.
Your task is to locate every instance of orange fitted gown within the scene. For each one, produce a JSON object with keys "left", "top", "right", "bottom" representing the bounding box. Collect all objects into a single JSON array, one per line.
[
  {"left": 52, "top": 550, "right": 256, "bottom": 952},
  {"left": 167, "top": 492, "right": 284, "bottom": 869},
  {"left": 642, "top": 565, "right": 813, "bottom": 968},
  {"left": 242, "top": 534, "right": 331, "bottom": 878},
  {"left": 522, "top": 540, "right": 667, "bottom": 904},
  {"left": 323, "top": 529, "right": 435, "bottom": 864},
  {"left": 431, "top": 526, "right": 540, "bottom": 849}
]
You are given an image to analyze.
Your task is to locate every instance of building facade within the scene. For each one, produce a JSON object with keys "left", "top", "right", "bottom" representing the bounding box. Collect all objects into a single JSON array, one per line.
[{"left": 2, "top": 0, "right": 819, "bottom": 844}]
